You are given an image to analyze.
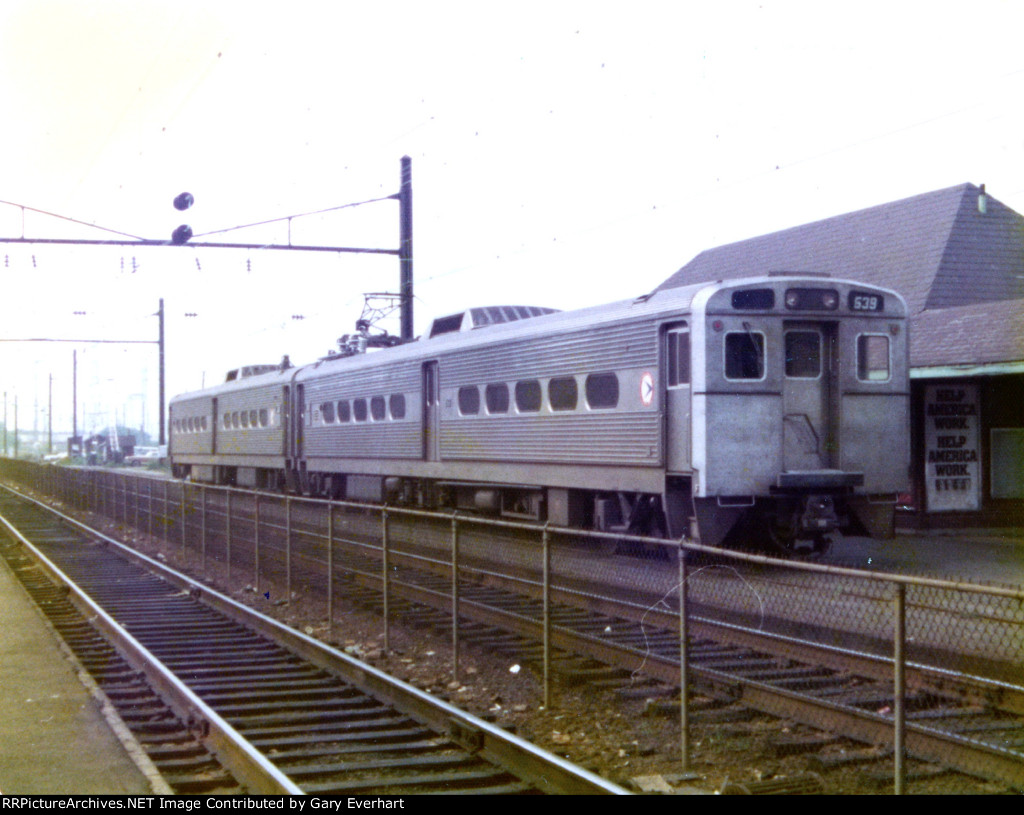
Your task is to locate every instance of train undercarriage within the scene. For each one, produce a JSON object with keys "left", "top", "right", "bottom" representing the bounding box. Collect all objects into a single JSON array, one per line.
[{"left": 174, "top": 461, "right": 888, "bottom": 558}]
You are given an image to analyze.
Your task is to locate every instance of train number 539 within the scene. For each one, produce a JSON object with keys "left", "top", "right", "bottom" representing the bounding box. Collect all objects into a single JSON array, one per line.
[{"left": 850, "top": 293, "right": 883, "bottom": 311}]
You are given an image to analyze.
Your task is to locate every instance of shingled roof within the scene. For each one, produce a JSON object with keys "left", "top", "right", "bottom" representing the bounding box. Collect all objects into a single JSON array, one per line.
[
  {"left": 911, "top": 298, "right": 1024, "bottom": 371},
  {"left": 658, "top": 183, "right": 1024, "bottom": 315},
  {"left": 657, "top": 183, "right": 1024, "bottom": 369}
]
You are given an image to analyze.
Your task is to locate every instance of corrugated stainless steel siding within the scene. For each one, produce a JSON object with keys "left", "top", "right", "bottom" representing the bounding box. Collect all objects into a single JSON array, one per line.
[
  {"left": 439, "top": 320, "right": 660, "bottom": 384},
  {"left": 304, "top": 421, "right": 422, "bottom": 459},
  {"left": 217, "top": 384, "right": 286, "bottom": 456},
  {"left": 169, "top": 396, "right": 214, "bottom": 455},
  {"left": 439, "top": 413, "right": 662, "bottom": 466},
  {"left": 301, "top": 361, "right": 421, "bottom": 397}
]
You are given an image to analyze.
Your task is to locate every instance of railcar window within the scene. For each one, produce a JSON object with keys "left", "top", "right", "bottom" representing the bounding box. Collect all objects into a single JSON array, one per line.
[
  {"left": 515, "top": 380, "right": 542, "bottom": 412},
  {"left": 240, "top": 411, "right": 249, "bottom": 428},
  {"left": 231, "top": 412, "right": 240, "bottom": 429},
  {"left": 458, "top": 386, "right": 480, "bottom": 415},
  {"left": 857, "top": 335, "right": 890, "bottom": 381},
  {"left": 338, "top": 400, "right": 351, "bottom": 422},
  {"left": 785, "top": 331, "right": 821, "bottom": 378},
  {"left": 667, "top": 331, "right": 690, "bottom": 386},
  {"left": 250, "top": 410, "right": 258, "bottom": 427},
  {"left": 259, "top": 409, "right": 268, "bottom": 427},
  {"left": 353, "top": 398, "right": 368, "bottom": 422},
  {"left": 322, "top": 401, "right": 335, "bottom": 423},
  {"left": 725, "top": 330, "right": 765, "bottom": 380},
  {"left": 485, "top": 383, "right": 510, "bottom": 414},
  {"left": 731, "top": 289, "right": 775, "bottom": 309},
  {"left": 201, "top": 416, "right": 208, "bottom": 431},
  {"left": 585, "top": 373, "right": 619, "bottom": 408},
  {"left": 223, "top": 413, "right": 230, "bottom": 430},
  {"left": 389, "top": 393, "right": 406, "bottom": 419},
  {"left": 549, "top": 377, "right": 578, "bottom": 411},
  {"left": 370, "top": 396, "right": 387, "bottom": 421}
]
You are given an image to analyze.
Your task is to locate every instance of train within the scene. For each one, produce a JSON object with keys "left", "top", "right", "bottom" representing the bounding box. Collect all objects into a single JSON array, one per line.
[{"left": 168, "top": 274, "right": 910, "bottom": 555}]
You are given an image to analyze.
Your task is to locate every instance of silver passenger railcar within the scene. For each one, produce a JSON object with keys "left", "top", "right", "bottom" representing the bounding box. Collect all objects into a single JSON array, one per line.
[{"left": 169, "top": 275, "right": 909, "bottom": 554}]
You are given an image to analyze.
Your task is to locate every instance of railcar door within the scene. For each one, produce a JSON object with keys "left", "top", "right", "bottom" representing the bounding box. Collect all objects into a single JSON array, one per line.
[
  {"left": 782, "top": 321, "right": 837, "bottom": 470},
  {"left": 423, "top": 361, "right": 440, "bottom": 461},
  {"left": 293, "top": 383, "right": 305, "bottom": 461},
  {"left": 663, "top": 322, "right": 691, "bottom": 472}
]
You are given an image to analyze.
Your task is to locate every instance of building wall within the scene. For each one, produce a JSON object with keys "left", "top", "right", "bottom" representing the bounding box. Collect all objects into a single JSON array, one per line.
[{"left": 902, "top": 374, "right": 1024, "bottom": 528}]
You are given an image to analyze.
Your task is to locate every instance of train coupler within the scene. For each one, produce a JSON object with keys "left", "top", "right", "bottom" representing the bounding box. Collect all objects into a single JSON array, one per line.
[{"left": 799, "top": 494, "right": 838, "bottom": 533}]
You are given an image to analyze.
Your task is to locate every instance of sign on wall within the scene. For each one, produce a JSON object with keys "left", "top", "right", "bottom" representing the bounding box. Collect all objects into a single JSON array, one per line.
[{"left": 924, "top": 383, "right": 980, "bottom": 511}]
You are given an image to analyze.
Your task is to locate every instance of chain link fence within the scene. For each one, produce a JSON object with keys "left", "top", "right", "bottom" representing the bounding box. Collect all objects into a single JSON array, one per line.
[{"left": 5, "top": 460, "right": 1024, "bottom": 793}]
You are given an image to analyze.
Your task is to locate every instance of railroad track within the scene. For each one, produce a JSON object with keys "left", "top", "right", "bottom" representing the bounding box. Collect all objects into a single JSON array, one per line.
[
  {"left": 127, "top": 483, "right": 1023, "bottom": 791},
  {"left": 0, "top": 485, "right": 626, "bottom": 796},
  {"left": 297, "top": 529, "right": 1024, "bottom": 791},
  {"left": 8, "top": 467, "right": 1024, "bottom": 791}
]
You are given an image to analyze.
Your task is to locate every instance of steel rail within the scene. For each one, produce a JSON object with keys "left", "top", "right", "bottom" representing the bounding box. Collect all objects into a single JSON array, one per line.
[{"left": 0, "top": 511, "right": 303, "bottom": 795}]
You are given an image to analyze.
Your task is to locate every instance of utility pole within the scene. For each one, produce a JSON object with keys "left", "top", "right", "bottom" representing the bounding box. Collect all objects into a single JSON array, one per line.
[
  {"left": 399, "top": 155, "right": 414, "bottom": 341},
  {"left": 48, "top": 373, "right": 53, "bottom": 454},
  {"left": 158, "top": 298, "right": 165, "bottom": 447},
  {"left": 72, "top": 350, "right": 77, "bottom": 445},
  {"left": 1, "top": 158, "right": 411, "bottom": 434}
]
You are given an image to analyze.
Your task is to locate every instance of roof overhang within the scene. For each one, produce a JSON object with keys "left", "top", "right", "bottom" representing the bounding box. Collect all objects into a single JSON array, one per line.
[{"left": 910, "top": 360, "right": 1024, "bottom": 379}]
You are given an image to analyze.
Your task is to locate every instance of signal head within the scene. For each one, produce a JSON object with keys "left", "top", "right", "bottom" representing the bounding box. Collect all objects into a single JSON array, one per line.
[
  {"left": 173, "top": 192, "right": 195, "bottom": 211},
  {"left": 171, "top": 224, "right": 193, "bottom": 244}
]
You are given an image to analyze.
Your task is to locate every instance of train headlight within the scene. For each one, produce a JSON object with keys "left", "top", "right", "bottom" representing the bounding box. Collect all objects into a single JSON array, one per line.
[{"left": 784, "top": 288, "right": 839, "bottom": 310}]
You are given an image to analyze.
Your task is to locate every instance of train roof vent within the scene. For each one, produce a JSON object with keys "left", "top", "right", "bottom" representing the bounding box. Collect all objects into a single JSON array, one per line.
[
  {"left": 225, "top": 364, "right": 281, "bottom": 382},
  {"left": 428, "top": 305, "right": 560, "bottom": 338}
]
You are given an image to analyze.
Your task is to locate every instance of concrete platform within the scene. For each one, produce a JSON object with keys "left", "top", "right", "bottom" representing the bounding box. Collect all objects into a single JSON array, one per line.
[{"left": 0, "top": 553, "right": 161, "bottom": 794}]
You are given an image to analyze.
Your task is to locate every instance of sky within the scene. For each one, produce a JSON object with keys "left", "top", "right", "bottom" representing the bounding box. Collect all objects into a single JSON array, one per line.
[{"left": 2, "top": 0, "right": 1024, "bottom": 445}]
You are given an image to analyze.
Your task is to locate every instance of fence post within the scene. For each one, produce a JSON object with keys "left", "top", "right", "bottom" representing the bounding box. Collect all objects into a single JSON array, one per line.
[
  {"left": 327, "top": 502, "right": 334, "bottom": 642},
  {"left": 679, "top": 543, "right": 690, "bottom": 772},
  {"left": 254, "top": 493, "right": 261, "bottom": 594},
  {"left": 382, "top": 509, "right": 390, "bottom": 653},
  {"left": 285, "top": 496, "right": 292, "bottom": 604},
  {"left": 200, "top": 484, "right": 207, "bottom": 574},
  {"left": 451, "top": 513, "right": 460, "bottom": 683},
  {"left": 181, "top": 482, "right": 187, "bottom": 560},
  {"left": 226, "top": 489, "right": 232, "bottom": 579},
  {"left": 162, "top": 480, "right": 169, "bottom": 542},
  {"left": 542, "top": 523, "right": 551, "bottom": 710},
  {"left": 893, "top": 582, "right": 906, "bottom": 795},
  {"left": 147, "top": 478, "right": 152, "bottom": 538}
]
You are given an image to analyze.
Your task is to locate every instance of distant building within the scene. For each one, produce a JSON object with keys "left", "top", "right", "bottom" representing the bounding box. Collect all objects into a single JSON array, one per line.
[{"left": 658, "top": 183, "right": 1024, "bottom": 527}]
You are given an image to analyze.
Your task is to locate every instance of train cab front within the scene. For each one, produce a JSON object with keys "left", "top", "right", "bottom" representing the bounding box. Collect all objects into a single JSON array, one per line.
[{"left": 686, "top": 275, "right": 909, "bottom": 557}]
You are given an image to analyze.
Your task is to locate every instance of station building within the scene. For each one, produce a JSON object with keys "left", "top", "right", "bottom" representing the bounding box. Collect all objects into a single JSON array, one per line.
[{"left": 658, "top": 183, "right": 1024, "bottom": 528}]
